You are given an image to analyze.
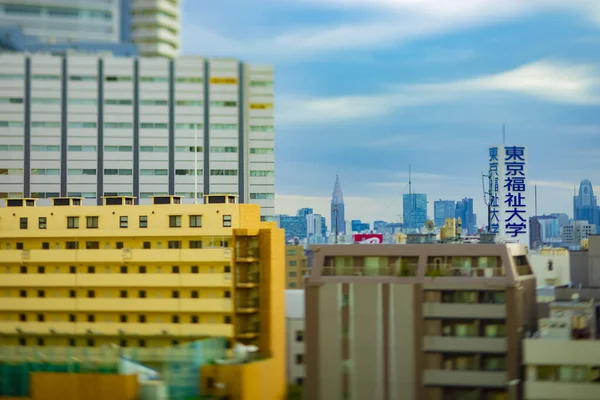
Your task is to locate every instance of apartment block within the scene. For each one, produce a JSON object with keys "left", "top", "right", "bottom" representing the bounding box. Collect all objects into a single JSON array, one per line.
[
  {"left": 128, "top": 0, "right": 181, "bottom": 58},
  {"left": 286, "top": 245, "right": 308, "bottom": 289},
  {"left": 524, "top": 300, "right": 600, "bottom": 400},
  {"left": 0, "top": 194, "right": 283, "bottom": 366},
  {"left": 304, "top": 244, "right": 537, "bottom": 400},
  {"left": 0, "top": 53, "right": 275, "bottom": 220},
  {"left": 286, "top": 289, "right": 306, "bottom": 386}
]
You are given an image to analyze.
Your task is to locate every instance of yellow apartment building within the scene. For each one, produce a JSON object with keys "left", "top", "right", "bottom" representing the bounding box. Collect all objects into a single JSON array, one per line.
[
  {"left": 285, "top": 245, "right": 308, "bottom": 289},
  {"left": 0, "top": 194, "right": 286, "bottom": 398}
]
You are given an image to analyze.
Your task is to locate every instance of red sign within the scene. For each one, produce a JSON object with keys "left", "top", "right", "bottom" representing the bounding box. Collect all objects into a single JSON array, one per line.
[{"left": 353, "top": 234, "right": 383, "bottom": 244}]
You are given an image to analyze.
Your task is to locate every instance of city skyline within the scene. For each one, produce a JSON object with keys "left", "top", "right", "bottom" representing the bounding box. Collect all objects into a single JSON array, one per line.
[{"left": 180, "top": 1, "right": 600, "bottom": 223}]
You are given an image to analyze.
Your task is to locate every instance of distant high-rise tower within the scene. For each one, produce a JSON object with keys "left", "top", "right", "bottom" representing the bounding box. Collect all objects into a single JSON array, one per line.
[
  {"left": 403, "top": 193, "right": 427, "bottom": 232},
  {"left": 331, "top": 175, "right": 346, "bottom": 235},
  {"left": 456, "top": 197, "right": 477, "bottom": 235},
  {"left": 433, "top": 199, "right": 455, "bottom": 228},
  {"left": 574, "top": 179, "right": 599, "bottom": 233}
]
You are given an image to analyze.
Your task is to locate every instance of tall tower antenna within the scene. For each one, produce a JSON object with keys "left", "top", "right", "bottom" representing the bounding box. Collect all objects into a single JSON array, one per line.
[
  {"left": 408, "top": 165, "right": 413, "bottom": 231},
  {"left": 482, "top": 171, "right": 492, "bottom": 233},
  {"left": 502, "top": 124, "right": 506, "bottom": 145}
]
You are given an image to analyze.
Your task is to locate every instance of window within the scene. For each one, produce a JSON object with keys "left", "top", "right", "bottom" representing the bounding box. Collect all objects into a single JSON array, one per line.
[
  {"left": 224, "top": 266, "right": 231, "bottom": 273},
  {"left": 250, "top": 170, "right": 275, "bottom": 177},
  {"left": 38, "top": 266, "right": 45, "bottom": 274},
  {"left": 191, "top": 315, "right": 199, "bottom": 323},
  {"left": 224, "top": 290, "right": 231, "bottom": 298},
  {"left": 19, "top": 338, "right": 26, "bottom": 346},
  {"left": 19, "top": 217, "right": 27, "bottom": 229},
  {"left": 120, "top": 315, "right": 127, "bottom": 323},
  {"left": 296, "top": 378, "right": 304, "bottom": 386},
  {"left": 39, "top": 217, "right": 47, "bottom": 229},
  {"left": 86, "top": 241, "right": 99, "bottom": 249},
  {"left": 191, "top": 290, "right": 198, "bottom": 298},
  {"left": 87, "top": 290, "right": 95, "bottom": 298},
  {"left": 224, "top": 316, "right": 232, "bottom": 324},
  {"left": 116, "top": 242, "right": 124, "bottom": 249},
  {"left": 37, "top": 338, "right": 45, "bottom": 347},
  {"left": 139, "top": 216, "right": 148, "bottom": 228},
  {"left": 87, "top": 338, "right": 95, "bottom": 347},
  {"left": 139, "top": 315, "right": 146, "bottom": 323},
  {"left": 119, "top": 216, "right": 128, "bottom": 228},
  {"left": 168, "top": 241, "right": 181, "bottom": 249},
  {"left": 16, "top": 242, "right": 23, "bottom": 250},
  {"left": 66, "top": 241, "right": 79, "bottom": 249},
  {"left": 289, "top": 262, "right": 297, "bottom": 268},
  {"left": 38, "top": 290, "right": 45, "bottom": 298},
  {"left": 86, "top": 216, "right": 98, "bottom": 228},
  {"left": 67, "top": 217, "right": 79, "bottom": 229},
  {"left": 250, "top": 148, "right": 274, "bottom": 155},
  {"left": 190, "top": 240, "right": 202, "bottom": 249},
  {"left": 191, "top": 266, "right": 199, "bottom": 274},
  {"left": 120, "top": 290, "right": 127, "bottom": 298},
  {"left": 87, "top": 314, "right": 95, "bottom": 322},
  {"left": 296, "top": 330, "right": 304, "bottom": 342},
  {"left": 250, "top": 193, "right": 275, "bottom": 200},
  {"left": 210, "top": 146, "right": 238, "bottom": 153},
  {"left": 223, "top": 215, "right": 232, "bottom": 227},
  {"left": 250, "top": 125, "right": 274, "bottom": 132},
  {"left": 189, "top": 215, "right": 202, "bottom": 228},
  {"left": 69, "top": 266, "right": 76, "bottom": 274},
  {"left": 210, "top": 169, "right": 237, "bottom": 176},
  {"left": 88, "top": 266, "right": 95, "bottom": 273},
  {"left": 20, "top": 266, "right": 26, "bottom": 274},
  {"left": 295, "top": 354, "right": 304, "bottom": 365},
  {"left": 172, "top": 266, "right": 179, "bottom": 274},
  {"left": 143, "top": 242, "right": 151, "bottom": 249},
  {"left": 19, "top": 314, "right": 26, "bottom": 322},
  {"left": 139, "top": 290, "right": 146, "bottom": 298},
  {"left": 19, "top": 290, "right": 26, "bottom": 297},
  {"left": 169, "top": 215, "right": 182, "bottom": 227},
  {"left": 42, "top": 242, "right": 50, "bottom": 249},
  {"left": 69, "top": 314, "right": 76, "bottom": 322},
  {"left": 37, "top": 314, "right": 45, "bottom": 322},
  {"left": 172, "top": 290, "right": 180, "bottom": 298},
  {"left": 140, "top": 145, "right": 168, "bottom": 152},
  {"left": 139, "top": 266, "right": 147, "bottom": 273},
  {"left": 139, "top": 339, "right": 146, "bottom": 347},
  {"left": 172, "top": 315, "right": 180, "bottom": 323},
  {"left": 69, "top": 290, "right": 76, "bottom": 298}
]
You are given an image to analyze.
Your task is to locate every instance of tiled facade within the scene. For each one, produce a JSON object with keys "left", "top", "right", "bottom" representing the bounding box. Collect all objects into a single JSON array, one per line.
[{"left": 286, "top": 245, "right": 307, "bottom": 289}]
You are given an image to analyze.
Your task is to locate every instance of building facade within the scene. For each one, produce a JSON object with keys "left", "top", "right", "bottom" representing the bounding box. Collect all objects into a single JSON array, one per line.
[
  {"left": 126, "top": 0, "right": 181, "bottom": 58},
  {"left": 0, "top": 0, "right": 121, "bottom": 44},
  {"left": 304, "top": 243, "right": 537, "bottom": 400},
  {"left": 307, "top": 213, "right": 326, "bottom": 238},
  {"left": 573, "top": 179, "right": 599, "bottom": 234},
  {"left": 0, "top": 194, "right": 283, "bottom": 362},
  {"left": 286, "top": 289, "right": 306, "bottom": 386},
  {"left": 331, "top": 175, "right": 346, "bottom": 235},
  {"left": 455, "top": 197, "right": 477, "bottom": 235},
  {"left": 286, "top": 245, "right": 308, "bottom": 289},
  {"left": 433, "top": 200, "right": 455, "bottom": 230},
  {"left": 561, "top": 221, "right": 595, "bottom": 246},
  {"left": 0, "top": 53, "right": 275, "bottom": 220},
  {"left": 403, "top": 193, "right": 427, "bottom": 232}
]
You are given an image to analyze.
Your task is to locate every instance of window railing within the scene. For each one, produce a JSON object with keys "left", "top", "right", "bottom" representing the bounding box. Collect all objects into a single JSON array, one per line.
[
  {"left": 320, "top": 265, "right": 419, "bottom": 277},
  {"left": 426, "top": 264, "right": 505, "bottom": 277},
  {"left": 237, "top": 271, "right": 259, "bottom": 284},
  {"left": 237, "top": 298, "right": 260, "bottom": 309}
]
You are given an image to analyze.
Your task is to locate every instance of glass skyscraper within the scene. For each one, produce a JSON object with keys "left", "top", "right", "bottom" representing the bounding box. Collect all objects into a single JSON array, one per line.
[
  {"left": 331, "top": 175, "right": 346, "bottom": 235},
  {"left": 403, "top": 193, "right": 427, "bottom": 232},
  {"left": 433, "top": 199, "right": 455, "bottom": 228},
  {"left": 573, "top": 179, "right": 599, "bottom": 233}
]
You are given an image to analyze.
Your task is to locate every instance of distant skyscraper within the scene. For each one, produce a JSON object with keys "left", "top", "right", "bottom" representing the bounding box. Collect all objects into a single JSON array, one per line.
[
  {"left": 297, "top": 208, "right": 314, "bottom": 218},
  {"left": 307, "top": 214, "right": 326, "bottom": 237},
  {"left": 455, "top": 198, "right": 477, "bottom": 235},
  {"left": 331, "top": 175, "right": 346, "bottom": 235},
  {"left": 403, "top": 193, "right": 427, "bottom": 232},
  {"left": 433, "top": 200, "right": 456, "bottom": 228},
  {"left": 351, "top": 220, "right": 370, "bottom": 232},
  {"left": 573, "top": 179, "right": 599, "bottom": 233}
]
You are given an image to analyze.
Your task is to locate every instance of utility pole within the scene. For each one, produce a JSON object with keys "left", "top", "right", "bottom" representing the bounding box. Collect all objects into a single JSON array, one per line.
[{"left": 482, "top": 171, "right": 493, "bottom": 233}]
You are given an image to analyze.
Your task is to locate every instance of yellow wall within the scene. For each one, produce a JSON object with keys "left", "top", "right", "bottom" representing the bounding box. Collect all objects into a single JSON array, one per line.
[{"left": 30, "top": 372, "right": 138, "bottom": 400}]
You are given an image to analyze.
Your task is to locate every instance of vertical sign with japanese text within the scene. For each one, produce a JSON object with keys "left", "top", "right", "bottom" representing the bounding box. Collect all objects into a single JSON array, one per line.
[{"left": 488, "top": 145, "right": 529, "bottom": 247}]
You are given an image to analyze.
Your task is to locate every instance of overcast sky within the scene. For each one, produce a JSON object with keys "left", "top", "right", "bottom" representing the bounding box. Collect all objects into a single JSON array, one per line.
[{"left": 181, "top": 0, "right": 600, "bottom": 226}]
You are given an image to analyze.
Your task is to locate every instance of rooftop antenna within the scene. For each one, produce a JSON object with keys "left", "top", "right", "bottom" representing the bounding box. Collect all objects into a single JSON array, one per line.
[{"left": 408, "top": 165, "right": 413, "bottom": 231}]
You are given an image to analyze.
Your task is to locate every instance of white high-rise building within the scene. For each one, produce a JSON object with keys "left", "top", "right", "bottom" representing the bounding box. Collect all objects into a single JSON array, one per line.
[
  {"left": 0, "top": 53, "right": 275, "bottom": 220},
  {"left": 128, "top": 0, "right": 181, "bottom": 58},
  {"left": 0, "top": 0, "right": 121, "bottom": 44}
]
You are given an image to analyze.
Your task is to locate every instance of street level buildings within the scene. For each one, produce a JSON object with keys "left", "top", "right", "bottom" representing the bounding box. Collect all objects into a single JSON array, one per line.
[
  {"left": 0, "top": 53, "right": 275, "bottom": 221},
  {"left": 304, "top": 243, "right": 537, "bottom": 400}
]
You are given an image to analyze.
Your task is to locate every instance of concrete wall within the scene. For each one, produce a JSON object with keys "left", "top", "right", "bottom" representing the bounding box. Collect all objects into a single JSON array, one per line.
[{"left": 570, "top": 251, "right": 589, "bottom": 286}]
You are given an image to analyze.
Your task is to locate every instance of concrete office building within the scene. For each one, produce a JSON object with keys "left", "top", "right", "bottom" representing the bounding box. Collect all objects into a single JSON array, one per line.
[
  {"left": 0, "top": 0, "right": 181, "bottom": 58},
  {"left": 0, "top": 53, "right": 275, "bottom": 220},
  {"left": 286, "top": 245, "right": 308, "bottom": 289},
  {"left": 286, "top": 289, "right": 306, "bottom": 386},
  {"left": 561, "top": 221, "right": 595, "bottom": 246},
  {"left": 304, "top": 243, "right": 537, "bottom": 400}
]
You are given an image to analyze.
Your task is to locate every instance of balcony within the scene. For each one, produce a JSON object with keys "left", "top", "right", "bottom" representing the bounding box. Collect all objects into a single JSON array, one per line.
[
  {"left": 236, "top": 271, "right": 259, "bottom": 288},
  {"left": 236, "top": 298, "right": 259, "bottom": 313},
  {"left": 423, "top": 303, "right": 506, "bottom": 319},
  {"left": 425, "top": 264, "right": 505, "bottom": 278},
  {"left": 423, "top": 369, "right": 507, "bottom": 388},
  {"left": 75, "top": 273, "right": 231, "bottom": 288},
  {"left": 0, "top": 248, "right": 232, "bottom": 264},
  {"left": 525, "top": 381, "right": 600, "bottom": 400},
  {"left": 524, "top": 338, "right": 600, "bottom": 366},
  {"left": 320, "top": 265, "right": 419, "bottom": 277},
  {"left": 424, "top": 336, "right": 507, "bottom": 353}
]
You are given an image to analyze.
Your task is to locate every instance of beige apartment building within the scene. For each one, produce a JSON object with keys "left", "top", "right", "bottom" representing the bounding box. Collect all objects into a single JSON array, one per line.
[
  {"left": 286, "top": 245, "right": 308, "bottom": 289},
  {"left": 304, "top": 243, "right": 537, "bottom": 400}
]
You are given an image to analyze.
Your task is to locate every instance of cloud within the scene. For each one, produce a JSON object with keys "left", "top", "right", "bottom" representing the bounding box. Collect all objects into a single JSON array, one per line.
[
  {"left": 183, "top": 0, "right": 600, "bottom": 60},
  {"left": 530, "top": 180, "right": 575, "bottom": 190},
  {"left": 277, "top": 60, "right": 600, "bottom": 125}
]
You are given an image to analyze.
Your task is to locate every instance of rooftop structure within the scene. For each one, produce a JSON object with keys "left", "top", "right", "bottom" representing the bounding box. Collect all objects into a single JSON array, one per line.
[{"left": 304, "top": 243, "right": 537, "bottom": 400}]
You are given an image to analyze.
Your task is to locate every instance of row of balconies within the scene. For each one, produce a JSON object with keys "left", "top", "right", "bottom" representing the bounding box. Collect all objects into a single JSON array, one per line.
[
  {"left": 0, "top": 298, "right": 233, "bottom": 312},
  {"left": 319, "top": 264, "right": 506, "bottom": 278},
  {"left": 0, "top": 322, "right": 233, "bottom": 337}
]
